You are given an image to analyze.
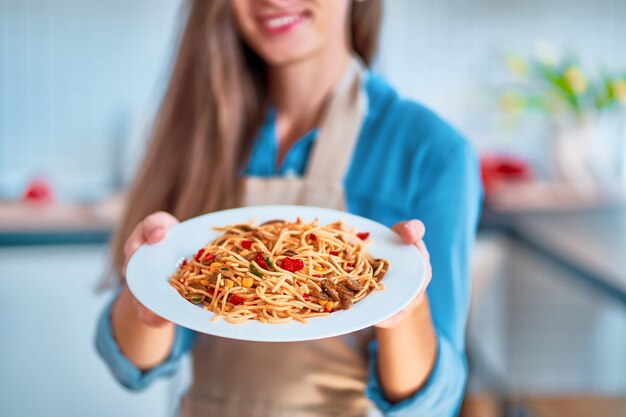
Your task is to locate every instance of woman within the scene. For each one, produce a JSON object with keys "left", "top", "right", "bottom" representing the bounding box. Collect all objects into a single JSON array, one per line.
[{"left": 96, "top": 0, "right": 482, "bottom": 416}]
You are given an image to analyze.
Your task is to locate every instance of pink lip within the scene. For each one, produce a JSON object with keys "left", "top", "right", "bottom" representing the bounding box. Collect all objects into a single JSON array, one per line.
[{"left": 257, "top": 11, "right": 307, "bottom": 35}]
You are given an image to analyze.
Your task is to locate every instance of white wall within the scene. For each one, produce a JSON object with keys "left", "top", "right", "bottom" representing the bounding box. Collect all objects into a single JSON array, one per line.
[{"left": 0, "top": 0, "right": 181, "bottom": 200}]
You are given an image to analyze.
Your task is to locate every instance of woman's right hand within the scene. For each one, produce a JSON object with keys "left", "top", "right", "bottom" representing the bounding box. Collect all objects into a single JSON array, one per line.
[{"left": 120, "top": 211, "right": 180, "bottom": 328}]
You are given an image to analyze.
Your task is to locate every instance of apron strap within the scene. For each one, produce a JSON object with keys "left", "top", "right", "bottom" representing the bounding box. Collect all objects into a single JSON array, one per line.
[{"left": 304, "top": 56, "right": 368, "bottom": 185}]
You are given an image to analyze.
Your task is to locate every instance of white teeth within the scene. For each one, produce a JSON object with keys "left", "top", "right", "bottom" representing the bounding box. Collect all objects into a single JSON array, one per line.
[{"left": 265, "top": 14, "right": 300, "bottom": 29}]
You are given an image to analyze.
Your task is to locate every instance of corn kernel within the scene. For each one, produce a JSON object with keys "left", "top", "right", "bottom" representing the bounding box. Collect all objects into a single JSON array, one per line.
[
  {"left": 242, "top": 277, "right": 254, "bottom": 288},
  {"left": 224, "top": 279, "right": 234, "bottom": 289},
  {"left": 314, "top": 266, "right": 324, "bottom": 272},
  {"left": 326, "top": 301, "right": 335, "bottom": 311},
  {"left": 209, "top": 262, "right": 223, "bottom": 272},
  {"left": 199, "top": 279, "right": 210, "bottom": 286},
  {"left": 318, "top": 299, "right": 328, "bottom": 306}
]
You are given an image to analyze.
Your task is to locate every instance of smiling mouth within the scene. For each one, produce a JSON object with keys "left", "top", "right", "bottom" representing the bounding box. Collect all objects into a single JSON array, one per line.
[{"left": 259, "top": 11, "right": 308, "bottom": 34}]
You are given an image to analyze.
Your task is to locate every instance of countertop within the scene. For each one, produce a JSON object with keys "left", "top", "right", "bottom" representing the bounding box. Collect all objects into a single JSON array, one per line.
[
  {"left": 482, "top": 204, "right": 626, "bottom": 303},
  {"left": 0, "top": 197, "right": 123, "bottom": 245}
]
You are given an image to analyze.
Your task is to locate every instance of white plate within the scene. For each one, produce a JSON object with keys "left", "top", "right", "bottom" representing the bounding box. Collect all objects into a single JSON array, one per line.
[{"left": 126, "top": 205, "right": 425, "bottom": 342}]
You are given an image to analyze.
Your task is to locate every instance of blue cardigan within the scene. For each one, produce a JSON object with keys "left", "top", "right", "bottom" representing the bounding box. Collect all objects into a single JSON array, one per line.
[{"left": 96, "top": 73, "right": 482, "bottom": 417}]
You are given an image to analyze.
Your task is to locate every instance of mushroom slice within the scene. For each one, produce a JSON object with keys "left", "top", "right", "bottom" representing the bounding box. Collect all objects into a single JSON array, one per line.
[
  {"left": 321, "top": 279, "right": 341, "bottom": 302},
  {"left": 344, "top": 278, "right": 363, "bottom": 292}
]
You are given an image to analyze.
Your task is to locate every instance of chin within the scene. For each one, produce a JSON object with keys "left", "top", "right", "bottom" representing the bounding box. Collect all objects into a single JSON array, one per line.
[{"left": 260, "top": 49, "right": 315, "bottom": 67}]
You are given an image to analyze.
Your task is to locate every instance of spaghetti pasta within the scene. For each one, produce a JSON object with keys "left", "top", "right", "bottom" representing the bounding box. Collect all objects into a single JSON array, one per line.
[{"left": 169, "top": 218, "right": 389, "bottom": 324}]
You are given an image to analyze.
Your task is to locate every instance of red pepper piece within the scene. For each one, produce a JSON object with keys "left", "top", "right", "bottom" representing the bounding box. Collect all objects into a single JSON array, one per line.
[
  {"left": 256, "top": 252, "right": 269, "bottom": 269},
  {"left": 312, "top": 274, "right": 320, "bottom": 278},
  {"left": 280, "top": 257, "right": 304, "bottom": 272},
  {"left": 181, "top": 259, "right": 188, "bottom": 267},
  {"left": 329, "top": 251, "right": 340, "bottom": 256},
  {"left": 309, "top": 233, "right": 317, "bottom": 241},
  {"left": 356, "top": 232, "right": 370, "bottom": 240},
  {"left": 347, "top": 263, "right": 354, "bottom": 268},
  {"left": 204, "top": 253, "right": 214, "bottom": 262},
  {"left": 242, "top": 240, "right": 253, "bottom": 250},
  {"left": 303, "top": 294, "right": 310, "bottom": 301},
  {"left": 230, "top": 294, "right": 244, "bottom": 306},
  {"left": 194, "top": 248, "right": 205, "bottom": 261}
]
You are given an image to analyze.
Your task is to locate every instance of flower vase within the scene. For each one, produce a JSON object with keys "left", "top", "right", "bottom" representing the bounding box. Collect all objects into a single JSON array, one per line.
[{"left": 553, "top": 118, "right": 597, "bottom": 191}]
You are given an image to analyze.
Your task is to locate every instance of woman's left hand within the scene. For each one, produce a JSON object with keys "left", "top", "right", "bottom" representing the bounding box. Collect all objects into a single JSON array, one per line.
[{"left": 374, "top": 220, "right": 432, "bottom": 329}]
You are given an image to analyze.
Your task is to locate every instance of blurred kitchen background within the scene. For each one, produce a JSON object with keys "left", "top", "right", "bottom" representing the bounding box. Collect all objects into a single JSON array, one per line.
[{"left": 1, "top": 0, "right": 625, "bottom": 416}]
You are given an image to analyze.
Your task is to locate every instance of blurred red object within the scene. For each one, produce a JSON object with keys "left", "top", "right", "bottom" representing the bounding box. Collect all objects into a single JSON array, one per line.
[
  {"left": 480, "top": 155, "right": 532, "bottom": 197},
  {"left": 22, "top": 179, "right": 54, "bottom": 203}
]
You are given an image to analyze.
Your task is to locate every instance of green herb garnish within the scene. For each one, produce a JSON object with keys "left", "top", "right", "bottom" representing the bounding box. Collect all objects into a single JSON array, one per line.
[
  {"left": 250, "top": 264, "right": 263, "bottom": 278},
  {"left": 190, "top": 295, "right": 204, "bottom": 304}
]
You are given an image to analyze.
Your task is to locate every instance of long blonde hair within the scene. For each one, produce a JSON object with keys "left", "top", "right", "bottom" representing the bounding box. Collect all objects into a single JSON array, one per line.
[{"left": 109, "top": 0, "right": 382, "bottom": 283}]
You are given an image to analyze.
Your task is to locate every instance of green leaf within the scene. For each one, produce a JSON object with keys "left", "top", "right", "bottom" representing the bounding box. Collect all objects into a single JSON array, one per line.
[{"left": 250, "top": 264, "right": 263, "bottom": 278}]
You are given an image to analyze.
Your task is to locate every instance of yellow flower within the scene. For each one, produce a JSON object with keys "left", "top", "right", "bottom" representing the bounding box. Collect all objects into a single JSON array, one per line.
[
  {"left": 500, "top": 91, "right": 526, "bottom": 115},
  {"left": 614, "top": 79, "right": 626, "bottom": 105},
  {"left": 506, "top": 55, "right": 528, "bottom": 76},
  {"left": 565, "top": 66, "right": 588, "bottom": 95}
]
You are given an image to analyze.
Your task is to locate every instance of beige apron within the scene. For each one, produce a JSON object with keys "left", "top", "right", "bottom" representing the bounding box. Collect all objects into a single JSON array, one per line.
[{"left": 180, "top": 57, "right": 376, "bottom": 417}]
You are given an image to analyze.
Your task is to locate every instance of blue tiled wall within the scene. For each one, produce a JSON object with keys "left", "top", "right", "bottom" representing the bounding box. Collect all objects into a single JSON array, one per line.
[{"left": 0, "top": 0, "right": 182, "bottom": 201}]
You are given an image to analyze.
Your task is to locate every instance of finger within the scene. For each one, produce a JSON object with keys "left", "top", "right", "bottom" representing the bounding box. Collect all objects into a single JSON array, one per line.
[
  {"left": 420, "top": 265, "right": 432, "bottom": 290},
  {"left": 124, "top": 221, "right": 148, "bottom": 259},
  {"left": 392, "top": 220, "right": 426, "bottom": 244},
  {"left": 391, "top": 221, "right": 414, "bottom": 244},
  {"left": 139, "top": 310, "right": 170, "bottom": 328},
  {"left": 123, "top": 212, "right": 179, "bottom": 277},
  {"left": 424, "top": 263, "right": 432, "bottom": 286},
  {"left": 376, "top": 310, "right": 407, "bottom": 329},
  {"left": 134, "top": 298, "right": 171, "bottom": 327},
  {"left": 375, "top": 288, "right": 430, "bottom": 329},
  {"left": 122, "top": 223, "right": 148, "bottom": 277},
  {"left": 142, "top": 211, "right": 179, "bottom": 244},
  {"left": 416, "top": 240, "right": 430, "bottom": 262},
  {"left": 405, "top": 220, "right": 426, "bottom": 242}
]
